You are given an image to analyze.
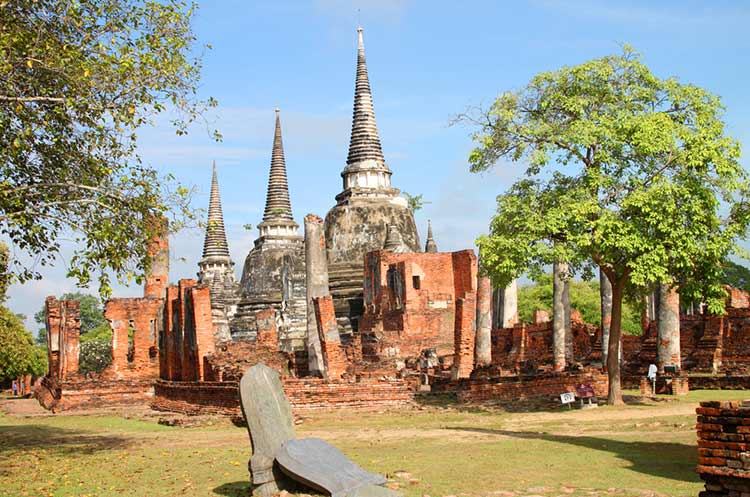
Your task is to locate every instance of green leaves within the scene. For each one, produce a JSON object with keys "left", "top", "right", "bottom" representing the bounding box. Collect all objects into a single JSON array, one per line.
[
  {"left": 0, "top": 306, "right": 46, "bottom": 381},
  {"left": 467, "top": 47, "right": 748, "bottom": 312},
  {"left": 0, "top": 0, "right": 213, "bottom": 296}
]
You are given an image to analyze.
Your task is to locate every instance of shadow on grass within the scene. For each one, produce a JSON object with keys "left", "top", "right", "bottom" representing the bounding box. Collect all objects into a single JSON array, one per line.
[
  {"left": 445, "top": 427, "right": 697, "bottom": 483},
  {"left": 415, "top": 392, "right": 578, "bottom": 414},
  {"left": 0, "top": 424, "right": 131, "bottom": 455},
  {"left": 213, "top": 481, "right": 252, "bottom": 497}
]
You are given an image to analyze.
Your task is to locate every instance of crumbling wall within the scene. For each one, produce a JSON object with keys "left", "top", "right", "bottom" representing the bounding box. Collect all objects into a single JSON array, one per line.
[
  {"left": 104, "top": 297, "right": 162, "bottom": 380},
  {"left": 696, "top": 401, "right": 750, "bottom": 497},
  {"left": 360, "top": 249, "right": 478, "bottom": 361}
]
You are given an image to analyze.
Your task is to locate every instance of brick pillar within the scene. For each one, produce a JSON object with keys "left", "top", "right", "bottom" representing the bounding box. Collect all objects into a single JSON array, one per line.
[
  {"left": 178, "top": 279, "right": 197, "bottom": 381},
  {"left": 191, "top": 285, "right": 214, "bottom": 381},
  {"left": 494, "top": 280, "right": 519, "bottom": 328},
  {"left": 62, "top": 300, "right": 80, "bottom": 377},
  {"left": 553, "top": 260, "right": 568, "bottom": 371},
  {"left": 313, "top": 296, "right": 347, "bottom": 380},
  {"left": 105, "top": 302, "right": 129, "bottom": 379},
  {"left": 45, "top": 296, "right": 62, "bottom": 379},
  {"left": 160, "top": 285, "right": 178, "bottom": 380},
  {"left": 254, "top": 307, "right": 279, "bottom": 349},
  {"left": 600, "top": 268, "right": 613, "bottom": 365},
  {"left": 304, "top": 214, "right": 328, "bottom": 376},
  {"left": 657, "top": 283, "right": 681, "bottom": 372},
  {"left": 452, "top": 297, "right": 476, "bottom": 379},
  {"left": 143, "top": 216, "right": 169, "bottom": 299},
  {"left": 475, "top": 276, "right": 492, "bottom": 367},
  {"left": 23, "top": 374, "right": 32, "bottom": 395}
]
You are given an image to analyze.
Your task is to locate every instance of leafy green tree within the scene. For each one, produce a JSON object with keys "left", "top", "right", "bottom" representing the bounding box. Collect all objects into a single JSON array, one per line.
[
  {"left": 34, "top": 292, "right": 106, "bottom": 336},
  {"left": 722, "top": 261, "right": 750, "bottom": 293},
  {"left": 0, "top": 306, "right": 46, "bottom": 381},
  {"left": 79, "top": 339, "right": 112, "bottom": 374},
  {"left": 0, "top": 0, "right": 218, "bottom": 296},
  {"left": 517, "top": 274, "right": 642, "bottom": 334},
  {"left": 402, "top": 192, "right": 425, "bottom": 212},
  {"left": 466, "top": 48, "right": 749, "bottom": 404}
]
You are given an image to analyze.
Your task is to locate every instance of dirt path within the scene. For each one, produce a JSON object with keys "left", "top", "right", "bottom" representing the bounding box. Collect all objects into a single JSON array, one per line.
[{"left": 0, "top": 397, "right": 50, "bottom": 417}]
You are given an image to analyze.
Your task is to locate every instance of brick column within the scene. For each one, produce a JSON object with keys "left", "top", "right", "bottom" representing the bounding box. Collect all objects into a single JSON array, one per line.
[
  {"left": 45, "top": 296, "right": 62, "bottom": 379},
  {"left": 304, "top": 214, "right": 328, "bottom": 376},
  {"left": 61, "top": 300, "right": 81, "bottom": 377},
  {"left": 657, "top": 283, "right": 681, "bottom": 372},
  {"left": 452, "top": 297, "right": 476, "bottom": 379},
  {"left": 475, "top": 276, "right": 492, "bottom": 367},
  {"left": 105, "top": 302, "right": 129, "bottom": 379},
  {"left": 313, "top": 296, "right": 347, "bottom": 380},
  {"left": 191, "top": 285, "right": 214, "bottom": 381},
  {"left": 143, "top": 217, "right": 169, "bottom": 299}
]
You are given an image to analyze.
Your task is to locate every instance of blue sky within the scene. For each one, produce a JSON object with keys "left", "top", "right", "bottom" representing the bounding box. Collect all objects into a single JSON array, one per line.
[{"left": 7, "top": 0, "right": 750, "bottom": 332}]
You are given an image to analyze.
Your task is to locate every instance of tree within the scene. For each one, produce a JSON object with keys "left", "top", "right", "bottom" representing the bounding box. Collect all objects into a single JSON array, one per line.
[
  {"left": 722, "top": 261, "right": 750, "bottom": 293},
  {"left": 401, "top": 192, "right": 425, "bottom": 212},
  {"left": 517, "top": 274, "right": 641, "bottom": 334},
  {"left": 0, "top": 0, "right": 218, "bottom": 296},
  {"left": 466, "top": 48, "right": 749, "bottom": 404},
  {"left": 0, "top": 306, "right": 47, "bottom": 382},
  {"left": 34, "top": 292, "right": 106, "bottom": 336}
]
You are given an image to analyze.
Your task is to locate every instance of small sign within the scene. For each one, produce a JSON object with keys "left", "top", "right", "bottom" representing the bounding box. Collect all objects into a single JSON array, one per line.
[
  {"left": 560, "top": 392, "right": 575, "bottom": 404},
  {"left": 576, "top": 383, "right": 595, "bottom": 399}
]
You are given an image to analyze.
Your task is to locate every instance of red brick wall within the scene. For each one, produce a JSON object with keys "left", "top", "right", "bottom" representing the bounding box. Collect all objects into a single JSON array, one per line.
[
  {"left": 360, "top": 249, "right": 478, "bottom": 360},
  {"left": 36, "top": 376, "right": 153, "bottom": 411},
  {"left": 103, "top": 297, "right": 162, "bottom": 380},
  {"left": 204, "top": 341, "right": 292, "bottom": 382},
  {"left": 492, "top": 321, "right": 599, "bottom": 372},
  {"left": 152, "top": 377, "right": 415, "bottom": 416},
  {"left": 254, "top": 307, "right": 279, "bottom": 349},
  {"left": 696, "top": 401, "right": 750, "bottom": 496},
  {"left": 433, "top": 370, "right": 608, "bottom": 403},
  {"left": 143, "top": 217, "right": 169, "bottom": 299}
]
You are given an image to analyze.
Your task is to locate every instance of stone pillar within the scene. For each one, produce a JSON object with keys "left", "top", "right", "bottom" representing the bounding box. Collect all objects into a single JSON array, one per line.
[
  {"left": 503, "top": 280, "right": 519, "bottom": 328},
  {"left": 191, "top": 285, "right": 214, "bottom": 381},
  {"left": 452, "top": 297, "right": 476, "bottom": 379},
  {"left": 553, "top": 261, "right": 567, "bottom": 371},
  {"left": 600, "top": 268, "right": 613, "bottom": 365},
  {"left": 475, "top": 276, "right": 492, "bottom": 367},
  {"left": 304, "top": 214, "right": 328, "bottom": 376},
  {"left": 313, "top": 296, "right": 347, "bottom": 380},
  {"left": 657, "top": 283, "right": 681, "bottom": 372},
  {"left": 564, "top": 275, "right": 572, "bottom": 364}
]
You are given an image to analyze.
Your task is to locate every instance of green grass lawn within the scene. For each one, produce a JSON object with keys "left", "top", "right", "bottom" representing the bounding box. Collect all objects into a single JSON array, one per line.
[{"left": 1, "top": 389, "right": 747, "bottom": 497}]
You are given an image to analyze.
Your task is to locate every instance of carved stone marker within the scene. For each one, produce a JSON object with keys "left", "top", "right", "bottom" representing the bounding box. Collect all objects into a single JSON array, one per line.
[
  {"left": 239, "top": 364, "right": 402, "bottom": 497},
  {"left": 239, "top": 364, "right": 295, "bottom": 497}
]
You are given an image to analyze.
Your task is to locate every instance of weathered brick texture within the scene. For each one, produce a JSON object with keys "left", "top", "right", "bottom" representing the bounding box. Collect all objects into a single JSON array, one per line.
[
  {"left": 696, "top": 401, "right": 750, "bottom": 496},
  {"left": 152, "top": 377, "right": 415, "bottom": 416},
  {"left": 44, "top": 297, "right": 81, "bottom": 380},
  {"left": 452, "top": 297, "right": 476, "bottom": 379},
  {"left": 313, "top": 296, "right": 348, "bottom": 379},
  {"left": 254, "top": 307, "right": 279, "bottom": 349},
  {"left": 104, "top": 297, "right": 162, "bottom": 380},
  {"left": 433, "top": 370, "right": 608, "bottom": 403},
  {"left": 360, "top": 249, "right": 478, "bottom": 360}
]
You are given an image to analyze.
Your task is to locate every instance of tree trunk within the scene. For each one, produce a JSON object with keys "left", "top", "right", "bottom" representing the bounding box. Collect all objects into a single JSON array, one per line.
[
  {"left": 600, "top": 268, "right": 612, "bottom": 365},
  {"left": 606, "top": 278, "right": 625, "bottom": 405},
  {"left": 553, "top": 260, "right": 567, "bottom": 371}
]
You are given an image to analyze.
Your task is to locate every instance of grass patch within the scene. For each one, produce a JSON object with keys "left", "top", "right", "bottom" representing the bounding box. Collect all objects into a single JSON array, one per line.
[{"left": 1, "top": 390, "right": 747, "bottom": 497}]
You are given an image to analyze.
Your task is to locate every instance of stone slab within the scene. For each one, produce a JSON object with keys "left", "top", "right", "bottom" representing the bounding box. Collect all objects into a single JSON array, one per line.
[{"left": 276, "top": 437, "right": 399, "bottom": 497}]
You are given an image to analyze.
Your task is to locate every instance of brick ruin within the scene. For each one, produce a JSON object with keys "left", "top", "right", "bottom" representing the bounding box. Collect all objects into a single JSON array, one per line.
[{"left": 34, "top": 25, "right": 750, "bottom": 419}]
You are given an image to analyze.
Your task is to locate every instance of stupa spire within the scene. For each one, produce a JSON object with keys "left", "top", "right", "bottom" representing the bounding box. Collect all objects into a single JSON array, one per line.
[
  {"left": 345, "top": 26, "right": 388, "bottom": 171},
  {"left": 201, "top": 161, "right": 231, "bottom": 259},
  {"left": 262, "top": 108, "right": 294, "bottom": 222},
  {"left": 425, "top": 220, "right": 438, "bottom": 253}
]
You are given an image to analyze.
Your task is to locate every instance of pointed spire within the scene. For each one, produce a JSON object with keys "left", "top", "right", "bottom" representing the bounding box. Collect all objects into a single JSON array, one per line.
[
  {"left": 345, "top": 26, "right": 387, "bottom": 170},
  {"left": 201, "top": 161, "right": 231, "bottom": 259},
  {"left": 262, "top": 108, "right": 294, "bottom": 222},
  {"left": 425, "top": 220, "right": 438, "bottom": 253}
]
